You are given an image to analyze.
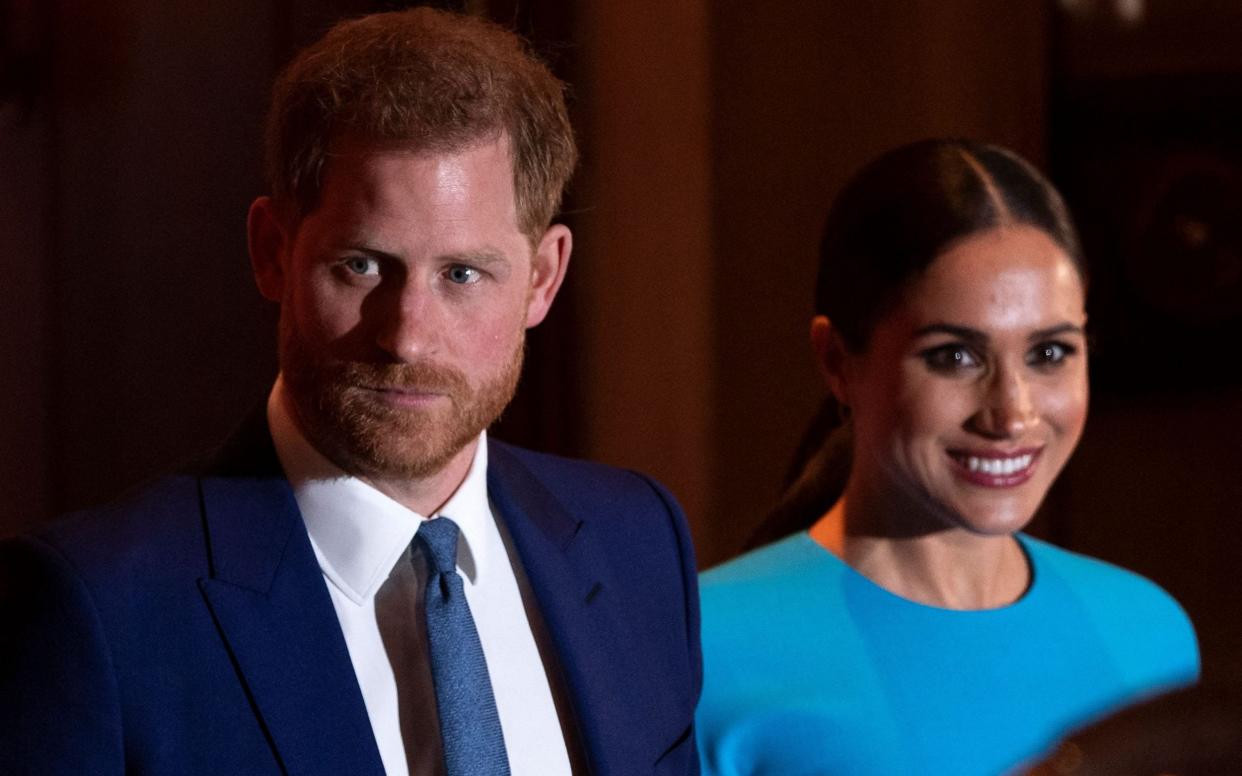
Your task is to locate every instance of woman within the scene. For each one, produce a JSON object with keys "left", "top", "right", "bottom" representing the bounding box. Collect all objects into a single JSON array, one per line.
[{"left": 695, "top": 139, "right": 1199, "bottom": 775}]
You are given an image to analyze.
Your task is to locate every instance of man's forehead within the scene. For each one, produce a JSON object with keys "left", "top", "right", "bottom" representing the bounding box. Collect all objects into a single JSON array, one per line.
[
  {"left": 286, "top": 134, "right": 528, "bottom": 252},
  {"left": 324, "top": 130, "right": 514, "bottom": 167},
  {"left": 305, "top": 132, "right": 519, "bottom": 216},
  {"left": 280, "top": 132, "right": 513, "bottom": 223}
]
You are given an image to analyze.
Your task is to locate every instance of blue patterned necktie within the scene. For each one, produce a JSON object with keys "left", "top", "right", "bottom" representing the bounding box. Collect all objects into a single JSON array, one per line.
[{"left": 414, "top": 517, "right": 510, "bottom": 776}]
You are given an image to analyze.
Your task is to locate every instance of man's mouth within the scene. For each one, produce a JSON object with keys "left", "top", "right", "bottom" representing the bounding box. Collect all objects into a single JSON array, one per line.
[{"left": 359, "top": 384, "right": 449, "bottom": 406}]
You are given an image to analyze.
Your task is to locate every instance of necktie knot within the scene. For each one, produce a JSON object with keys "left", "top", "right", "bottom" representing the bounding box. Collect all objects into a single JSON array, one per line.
[{"left": 417, "top": 517, "right": 460, "bottom": 576}]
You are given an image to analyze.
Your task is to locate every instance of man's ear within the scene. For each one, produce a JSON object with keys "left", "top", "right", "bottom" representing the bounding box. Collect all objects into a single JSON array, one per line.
[
  {"left": 247, "top": 196, "right": 291, "bottom": 302},
  {"left": 810, "top": 315, "right": 851, "bottom": 406},
  {"left": 524, "top": 223, "right": 572, "bottom": 328}
]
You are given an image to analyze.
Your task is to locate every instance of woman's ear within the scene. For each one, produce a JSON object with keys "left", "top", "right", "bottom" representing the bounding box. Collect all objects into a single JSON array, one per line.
[{"left": 810, "top": 315, "right": 851, "bottom": 406}]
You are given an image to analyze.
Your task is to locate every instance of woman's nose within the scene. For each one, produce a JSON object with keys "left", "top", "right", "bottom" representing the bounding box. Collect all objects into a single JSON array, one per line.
[{"left": 972, "top": 366, "right": 1040, "bottom": 439}]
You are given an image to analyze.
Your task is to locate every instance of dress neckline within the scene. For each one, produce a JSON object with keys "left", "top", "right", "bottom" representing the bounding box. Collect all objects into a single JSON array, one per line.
[{"left": 794, "top": 531, "right": 1043, "bottom": 616}]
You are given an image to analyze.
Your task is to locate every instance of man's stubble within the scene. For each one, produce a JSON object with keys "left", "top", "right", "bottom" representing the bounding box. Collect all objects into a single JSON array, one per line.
[{"left": 278, "top": 309, "right": 525, "bottom": 482}]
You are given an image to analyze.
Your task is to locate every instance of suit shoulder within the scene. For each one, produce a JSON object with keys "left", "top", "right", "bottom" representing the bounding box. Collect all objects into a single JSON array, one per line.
[
  {"left": 488, "top": 439, "right": 696, "bottom": 596},
  {"left": 18, "top": 476, "right": 208, "bottom": 586},
  {"left": 490, "top": 439, "right": 678, "bottom": 510}
]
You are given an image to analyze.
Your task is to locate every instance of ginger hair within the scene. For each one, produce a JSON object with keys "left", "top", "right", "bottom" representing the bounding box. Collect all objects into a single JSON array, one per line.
[{"left": 265, "top": 7, "right": 577, "bottom": 238}]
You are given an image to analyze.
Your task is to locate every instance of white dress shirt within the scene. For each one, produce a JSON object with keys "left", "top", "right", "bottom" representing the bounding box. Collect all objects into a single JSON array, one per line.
[{"left": 267, "top": 379, "right": 573, "bottom": 776}]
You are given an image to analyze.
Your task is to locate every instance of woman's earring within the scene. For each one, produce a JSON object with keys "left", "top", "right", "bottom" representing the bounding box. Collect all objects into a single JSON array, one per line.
[{"left": 838, "top": 402, "right": 852, "bottom": 424}]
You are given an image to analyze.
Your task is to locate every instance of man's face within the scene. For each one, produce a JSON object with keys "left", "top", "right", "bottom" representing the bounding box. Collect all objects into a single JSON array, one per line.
[{"left": 260, "top": 137, "right": 566, "bottom": 481}]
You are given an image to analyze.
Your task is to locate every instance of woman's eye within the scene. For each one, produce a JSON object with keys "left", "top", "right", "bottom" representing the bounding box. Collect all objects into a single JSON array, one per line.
[
  {"left": 446, "top": 265, "right": 481, "bottom": 285},
  {"left": 1027, "top": 341, "right": 1076, "bottom": 367},
  {"left": 920, "top": 344, "right": 979, "bottom": 372},
  {"left": 342, "top": 256, "right": 379, "bottom": 276}
]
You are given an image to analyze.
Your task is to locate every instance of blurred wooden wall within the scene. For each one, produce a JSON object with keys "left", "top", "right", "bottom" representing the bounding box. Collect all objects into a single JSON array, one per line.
[
  {"left": 573, "top": 0, "right": 1050, "bottom": 565},
  {"left": 0, "top": 1, "right": 1050, "bottom": 548},
  {"left": 4, "top": 0, "right": 1239, "bottom": 684},
  {"left": 0, "top": 0, "right": 371, "bottom": 534},
  {"left": 701, "top": 1, "right": 1050, "bottom": 564}
]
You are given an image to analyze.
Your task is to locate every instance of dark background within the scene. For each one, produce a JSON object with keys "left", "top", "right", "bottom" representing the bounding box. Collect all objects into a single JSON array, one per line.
[{"left": 3, "top": 0, "right": 1240, "bottom": 681}]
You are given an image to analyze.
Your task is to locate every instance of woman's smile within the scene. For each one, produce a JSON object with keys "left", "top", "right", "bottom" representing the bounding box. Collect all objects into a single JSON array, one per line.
[
  {"left": 947, "top": 446, "right": 1043, "bottom": 487},
  {"left": 835, "top": 224, "right": 1089, "bottom": 537}
]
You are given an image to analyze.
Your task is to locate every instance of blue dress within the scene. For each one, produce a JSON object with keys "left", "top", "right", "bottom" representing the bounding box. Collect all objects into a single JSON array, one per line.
[{"left": 696, "top": 533, "right": 1199, "bottom": 775}]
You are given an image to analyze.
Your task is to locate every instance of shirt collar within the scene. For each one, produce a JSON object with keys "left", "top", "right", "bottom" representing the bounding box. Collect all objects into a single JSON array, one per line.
[{"left": 266, "top": 377, "right": 493, "bottom": 605}]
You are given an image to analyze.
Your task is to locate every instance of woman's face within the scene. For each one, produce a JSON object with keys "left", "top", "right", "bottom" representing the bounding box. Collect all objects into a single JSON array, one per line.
[{"left": 829, "top": 225, "right": 1089, "bottom": 536}]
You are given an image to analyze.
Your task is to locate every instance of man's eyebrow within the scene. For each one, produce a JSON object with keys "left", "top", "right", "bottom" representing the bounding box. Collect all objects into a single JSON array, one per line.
[
  {"left": 441, "top": 249, "right": 510, "bottom": 268},
  {"left": 334, "top": 245, "right": 511, "bottom": 268},
  {"left": 337, "top": 243, "right": 401, "bottom": 262}
]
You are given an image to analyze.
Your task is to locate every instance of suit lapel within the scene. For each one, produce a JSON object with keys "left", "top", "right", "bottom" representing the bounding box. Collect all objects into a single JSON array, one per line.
[
  {"left": 195, "top": 416, "right": 385, "bottom": 776},
  {"left": 487, "top": 443, "right": 664, "bottom": 774}
]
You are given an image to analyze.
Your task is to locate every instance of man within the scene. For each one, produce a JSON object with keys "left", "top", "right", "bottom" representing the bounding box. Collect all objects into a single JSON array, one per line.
[{"left": 0, "top": 8, "right": 700, "bottom": 775}]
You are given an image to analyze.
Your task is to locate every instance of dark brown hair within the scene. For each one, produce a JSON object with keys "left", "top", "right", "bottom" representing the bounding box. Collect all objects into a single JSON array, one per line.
[
  {"left": 816, "top": 138, "right": 1085, "bottom": 352},
  {"left": 265, "top": 6, "right": 577, "bottom": 238}
]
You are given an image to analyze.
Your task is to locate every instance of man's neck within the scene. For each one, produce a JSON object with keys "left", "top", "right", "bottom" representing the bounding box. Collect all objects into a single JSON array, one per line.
[
  {"left": 268, "top": 379, "right": 482, "bottom": 518},
  {"left": 357, "top": 438, "right": 479, "bottom": 517}
]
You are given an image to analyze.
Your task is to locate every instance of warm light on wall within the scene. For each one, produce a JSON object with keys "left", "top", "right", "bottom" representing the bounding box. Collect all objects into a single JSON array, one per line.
[{"left": 1058, "top": 0, "right": 1147, "bottom": 26}]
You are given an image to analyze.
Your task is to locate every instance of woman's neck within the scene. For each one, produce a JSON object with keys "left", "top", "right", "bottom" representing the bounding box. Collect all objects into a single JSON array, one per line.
[{"left": 809, "top": 496, "right": 1031, "bottom": 610}]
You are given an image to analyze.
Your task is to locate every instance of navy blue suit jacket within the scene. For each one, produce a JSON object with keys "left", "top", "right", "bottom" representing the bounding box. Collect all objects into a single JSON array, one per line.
[{"left": 1, "top": 419, "right": 701, "bottom": 775}]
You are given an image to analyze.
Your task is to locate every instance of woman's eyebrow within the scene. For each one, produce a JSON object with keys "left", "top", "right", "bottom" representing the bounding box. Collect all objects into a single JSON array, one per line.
[
  {"left": 1029, "top": 323, "right": 1086, "bottom": 341},
  {"left": 912, "top": 323, "right": 987, "bottom": 344},
  {"left": 912, "top": 322, "right": 1087, "bottom": 343}
]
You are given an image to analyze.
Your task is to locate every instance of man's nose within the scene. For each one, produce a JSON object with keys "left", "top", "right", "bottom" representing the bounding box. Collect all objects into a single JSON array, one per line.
[
  {"left": 973, "top": 364, "right": 1039, "bottom": 439},
  {"left": 374, "top": 279, "right": 442, "bottom": 363}
]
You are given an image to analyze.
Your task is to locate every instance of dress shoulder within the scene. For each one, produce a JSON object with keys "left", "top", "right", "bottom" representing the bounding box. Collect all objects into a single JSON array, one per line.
[
  {"left": 701, "top": 533, "right": 828, "bottom": 588},
  {"left": 1022, "top": 535, "right": 1200, "bottom": 685},
  {"left": 698, "top": 533, "right": 849, "bottom": 645}
]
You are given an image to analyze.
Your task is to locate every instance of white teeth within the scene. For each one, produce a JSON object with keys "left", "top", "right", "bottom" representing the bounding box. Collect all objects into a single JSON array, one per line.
[{"left": 963, "top": 454, "right": 1033, "bottom": 476}]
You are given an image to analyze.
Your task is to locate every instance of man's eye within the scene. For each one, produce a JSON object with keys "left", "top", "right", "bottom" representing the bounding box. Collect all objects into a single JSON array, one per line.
[
  {"left": 1027, "top": 341, "right": 1076, "bottom": 367},
  {"left": 446, "top": 265, "right": 481, "bottom": 285},
  {"left": 919, "top": 344, "right": 979, "bottom": 372},
  {"left": 343, "top": 256, "right": 379, "bottom": 276}
]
